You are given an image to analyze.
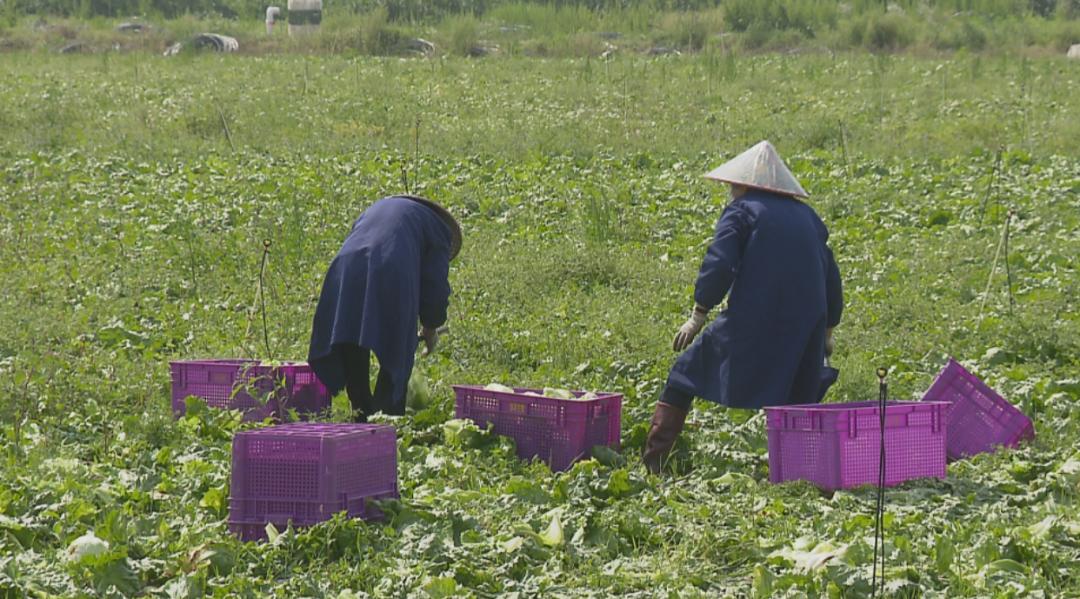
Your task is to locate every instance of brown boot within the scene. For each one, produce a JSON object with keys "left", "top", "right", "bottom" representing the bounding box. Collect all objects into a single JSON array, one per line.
[{"left": 642, "top": 402, "right": 688, "bottom": 474}]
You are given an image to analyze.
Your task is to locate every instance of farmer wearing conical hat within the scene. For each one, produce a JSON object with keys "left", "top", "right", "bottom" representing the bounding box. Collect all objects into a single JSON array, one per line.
[
  {"left": 308, "top": 195, "right": 462, "bottom": 422},
  {"left": 643, "top": 141, "right": 843, "bottom": 473}
]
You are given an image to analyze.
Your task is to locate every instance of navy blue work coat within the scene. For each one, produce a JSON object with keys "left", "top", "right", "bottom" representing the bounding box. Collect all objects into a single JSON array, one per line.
[
  {"left": 308, "top": 196, "right": 453, "bottom": 413},
  {"left": 667, "top": 190, "right": 843, "bottom": 409}
]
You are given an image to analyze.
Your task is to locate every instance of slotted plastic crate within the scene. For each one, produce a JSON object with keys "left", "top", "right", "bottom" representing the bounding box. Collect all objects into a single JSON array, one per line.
[
  {"left": 228, "top": 422, "right": 398, "bottom": 542},
  {"left": 169, "top": 359, "right": 329, "bottom": 422},
  {"left": 766, "top": 401, "right": 948, "bottom": 491},
  {"left": 452, "top": 385, "right": 621, "bottom": 472},
  {"left": 921, "top": 358, "right": 1035, "bottom": 461}
]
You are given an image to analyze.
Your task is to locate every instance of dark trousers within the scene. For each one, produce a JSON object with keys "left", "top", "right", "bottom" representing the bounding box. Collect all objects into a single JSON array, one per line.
[
  {"left": 337, "top": 344, "right": 393, "bottom": 422},
  {"left": 659, "top": 385, "right": 693, "bottom": 411}
]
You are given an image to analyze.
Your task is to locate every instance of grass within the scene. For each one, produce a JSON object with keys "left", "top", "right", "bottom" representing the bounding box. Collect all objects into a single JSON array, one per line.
[
  {"left": 1, "top": 50, "right": 1079, "bottom": 162},
  {"left": 3, "top": 4, "right": 1080, "bottom": 58},
  {"left": 0, "top": 45, "right": 1078, "bottom": 597}
]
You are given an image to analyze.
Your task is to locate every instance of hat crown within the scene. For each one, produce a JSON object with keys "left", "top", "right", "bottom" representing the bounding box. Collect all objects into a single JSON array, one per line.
[{"left": 704, "top": 141, "right": 808, "bottom": 198}]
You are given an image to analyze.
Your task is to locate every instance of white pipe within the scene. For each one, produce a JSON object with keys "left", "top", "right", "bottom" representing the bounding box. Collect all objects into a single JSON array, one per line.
[{"left": 266, "top": 6, "right": 281, "bottom": 34}]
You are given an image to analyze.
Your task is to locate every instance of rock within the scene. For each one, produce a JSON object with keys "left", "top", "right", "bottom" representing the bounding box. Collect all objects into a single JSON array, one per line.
[
  {"left": 116, "top": 22, "right": 147, "bottom": 33},
  {"left": 1068, "top": 44, "right": 1080, "bottom": 59},
  {"left": 406, "top": 37, "right": 436, "bottom": 56},
  {"left": 165, "top": 34, "right": 239, "bottom": 56},
  {"left": 467, "top": 45, "right": 497, "bottom": 58},
  {"left": 59, "top": 42, "right": 87, "bottom": 54},
  {"left": 191, "top": 33, "right": 239, "bottom": 53}
]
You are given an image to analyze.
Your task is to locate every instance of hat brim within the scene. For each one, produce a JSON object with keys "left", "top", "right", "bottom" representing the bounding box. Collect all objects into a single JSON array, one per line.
[
  {"left": 402, "top": 195, "right": 463, "bottom": 260},
  {"left": 704, "top": 176, "right": 810, "bottom": 199}
]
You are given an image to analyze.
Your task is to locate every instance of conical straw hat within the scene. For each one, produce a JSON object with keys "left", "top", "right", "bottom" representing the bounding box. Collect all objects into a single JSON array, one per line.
[{"left": 704, "top": 141, "right": 808, "bottom": 198}]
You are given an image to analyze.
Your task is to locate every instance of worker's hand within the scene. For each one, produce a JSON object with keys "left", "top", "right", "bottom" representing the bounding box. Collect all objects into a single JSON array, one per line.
[
  {"left": 420, "top": 326, "right": 439, "bottom": 356},
  {"left": 825, "top": 327, "right": 835, "bottom": 357},
  {"left": 673, "top": 305, "right": 709, "bottom": 352}
]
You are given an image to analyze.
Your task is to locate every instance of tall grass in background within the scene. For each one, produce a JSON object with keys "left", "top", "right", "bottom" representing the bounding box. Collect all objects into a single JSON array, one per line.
[
  {"left": 1, "top": 0, "right": 1078, "bottom": 55},
  {"left": 2, "top": 50, "right": 1077, "bottom": 161}
]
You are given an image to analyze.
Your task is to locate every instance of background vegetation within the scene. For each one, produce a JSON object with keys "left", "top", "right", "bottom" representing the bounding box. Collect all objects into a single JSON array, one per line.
[
  {"left": 0, "top": 4, "right": 1079, "bottom": 597},
  {"left": 2, "top": 0, "right": 1079, "bottom": 56},
  {"left": 1, "top": 52, "right": 1078, "bottom": 161},
  {"left": 1, "top": 47, "right": 1079, "bottom": 595}
]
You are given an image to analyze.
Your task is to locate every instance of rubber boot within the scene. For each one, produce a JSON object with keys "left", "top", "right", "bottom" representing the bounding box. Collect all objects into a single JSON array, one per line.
[{"left": 642, "top": 402, "right": 688, "bottom": 474}]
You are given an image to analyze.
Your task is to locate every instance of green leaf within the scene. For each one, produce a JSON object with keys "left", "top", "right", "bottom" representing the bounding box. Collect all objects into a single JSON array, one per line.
[
  {"left": 0, "top": 515, "right": 33, "bottom": 549},
  {"left": 499, "top": 536, "right": 525, "bottom": 553},
  {"left": 423, "top": 576, "right": 459, "bottom": 598},
  {"left": 94, "top": 556, "right": 141, "bottom": 596},
  {"left": 935, "top": 534, "right": 955, "bottom": 575},
  {"left": 605, "top": 468, "right": 633, "bottom": 497},
  {"left": 183, "top": 395, "right": 208, "bottom": 417},
  {"left": 199, "top": 485, "right": 227, "bottom": 516},
  {"left": 769, "top": 540, "right": 843, "bottom": 571},
  {"left": 264, "top": 522, "right": 280, "bottom": 543},
  {"left": 751, "top": 565, "right": 775, "bottom": 599},
  {"left": 987, "top": 559, "right": 1027, "bottom": 574},
  {"left": 538, "top": 513, "right": 564, "bottom": 547},
  {"left": 504, "top": 477, "right": 551, "bottom": 505},
  {"left": 591, "top": 445, "right": 626, "bottom": 468},
  {"left": 1025, "top": 516, "right": 1057, "bottom": 541}
]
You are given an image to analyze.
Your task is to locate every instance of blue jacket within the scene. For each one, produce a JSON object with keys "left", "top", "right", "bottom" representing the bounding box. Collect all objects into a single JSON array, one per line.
[
  {"left": 308, "top": 196, "right": 453, "bottom": 413},
  {"left": 667, "top": 190, "right": 843, "bottom": 409}
]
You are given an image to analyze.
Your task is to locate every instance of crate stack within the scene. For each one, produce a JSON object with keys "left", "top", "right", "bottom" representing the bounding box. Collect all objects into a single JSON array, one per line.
[
  {"left": 228, "top": 423, "right": 398, "bottom": 542},
  {"left": 169, "top": 359, "right": 330, "bottom": 422},
  {"left": 766, "top": 357, "right": 1035, "bottom": 491},
  {"left": 453, "top": 385, "right": 622, "bottom": 471}
]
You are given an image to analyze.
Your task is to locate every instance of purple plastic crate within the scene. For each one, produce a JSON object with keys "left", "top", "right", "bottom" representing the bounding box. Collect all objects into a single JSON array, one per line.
[
  {"left": 452, "top": 385, "right": 621, "bottom": 472},
  {"left": 766, "top": 401, "right": 948, "bottom": 491},
  {"left": 921, "top": 358, "right": 1035, "bottom": 461},
  {"left": 228, "top": 422, "right": 398, "bottom": 542},
  {"left": 169, "top": 359, "right": 330, "bottom": 422}
]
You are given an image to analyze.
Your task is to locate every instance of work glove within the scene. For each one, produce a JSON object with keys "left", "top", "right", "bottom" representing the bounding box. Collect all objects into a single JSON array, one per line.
[
  {"left": 672, "top": 304, "right": 709, "bottom": 352},
  {"left": 825, "top": 327, "right": 835, "bottom": 357},
  {"left": 420, "top": 325, "right": 440, "bottom": 356}
]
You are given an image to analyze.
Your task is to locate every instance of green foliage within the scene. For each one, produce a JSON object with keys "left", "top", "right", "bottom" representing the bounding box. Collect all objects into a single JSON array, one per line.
[
  {"left": 1, "top": 52, "right": 1078, "bottom": 161},
  {"left": 3, "top": 0, "right": 1079, "bottom": 56},
  {"left": 725, "top": 0, "right": 839, "bottom": 36},
  {"left": 443, "top": 13, "right": 481, "bottom": 56},
  {"left": 652, "top": 8, "right": 722, "bottom": 50},
  {"left": 0, "top": 51, "right": 1078, "bottom": 596}
]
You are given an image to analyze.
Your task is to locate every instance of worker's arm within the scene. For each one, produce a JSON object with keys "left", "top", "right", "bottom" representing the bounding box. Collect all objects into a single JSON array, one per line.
[
  {"left": 693, "top": 202, "right": 753, "bottom": 310},
  {"left": 418, "top": 247, "right": 451, "bottom": 330},
  {"left": 673, "top": 202, "right": 753, "bottom": 352},
  {"left": 825, "top": 245, "right": 842, "bottom": 328}
]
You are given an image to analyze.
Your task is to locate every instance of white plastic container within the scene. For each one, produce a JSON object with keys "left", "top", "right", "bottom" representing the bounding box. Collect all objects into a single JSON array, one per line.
[{"left": 287, "top": 0, "right": 322, "bottom": 36}]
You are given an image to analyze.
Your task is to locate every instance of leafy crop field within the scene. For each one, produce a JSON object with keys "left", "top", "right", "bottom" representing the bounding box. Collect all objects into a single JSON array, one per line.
[{"left": 0, "top": 50, "right": 1079, "bottom": 597}]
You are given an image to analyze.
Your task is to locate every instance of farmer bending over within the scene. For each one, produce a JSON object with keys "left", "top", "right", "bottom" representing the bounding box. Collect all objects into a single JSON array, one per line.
[
  {"left": 308, "top": 195, "right": 462, "bottom": 422},
  {"left": 643, "top": 141, "right": 843, "bottom": 473}
]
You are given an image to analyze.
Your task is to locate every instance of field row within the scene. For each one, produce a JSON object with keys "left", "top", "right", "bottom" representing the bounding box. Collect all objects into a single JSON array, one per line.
[{"left": 3, "top": 53, "right": 1078, "bottom": 161}]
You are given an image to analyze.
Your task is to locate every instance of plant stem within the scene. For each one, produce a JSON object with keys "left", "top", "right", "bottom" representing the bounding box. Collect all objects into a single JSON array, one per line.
[
  {"left": 978, "top": 210, "right": 1012, "bottom": 321},
  {"left": 217, "top": 105, "right": 236, "bottom": 153}
]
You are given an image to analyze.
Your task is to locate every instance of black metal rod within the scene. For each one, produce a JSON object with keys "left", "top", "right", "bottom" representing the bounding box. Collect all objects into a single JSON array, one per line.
[
  {"left": 258, "top": 239, "right": 272, "bottom": 358},
  {"left": 873, "top": 366, "right": 888, "bottom": 597}
]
